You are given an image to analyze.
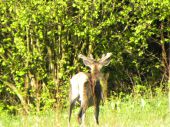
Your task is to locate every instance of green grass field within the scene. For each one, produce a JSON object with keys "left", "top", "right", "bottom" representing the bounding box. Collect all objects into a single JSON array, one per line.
[{"left": 0, "top": 95, "right": 170, "bottom": 127}]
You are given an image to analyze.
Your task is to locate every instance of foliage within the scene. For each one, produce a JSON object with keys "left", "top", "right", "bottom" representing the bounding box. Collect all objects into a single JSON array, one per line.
[{"left": 0, "top": 0, "right": 170, "bottom": 113}]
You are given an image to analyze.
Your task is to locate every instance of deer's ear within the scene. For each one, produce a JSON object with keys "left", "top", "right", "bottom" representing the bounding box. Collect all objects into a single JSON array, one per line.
[
  {"left": 99, "top": 53, "right": 112, "bottom": 66},
  {"left": 82, "top": 59, "right": 93, "bottom": 68},
  {"left": 99, "top": 58, "right": 111, "bottom": 66},
  {"left": 78, "top": 54, "right": 94, "bottom": 68}
]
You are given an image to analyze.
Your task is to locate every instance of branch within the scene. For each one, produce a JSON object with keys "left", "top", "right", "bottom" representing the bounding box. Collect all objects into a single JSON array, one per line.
[{"left": 0, "top": 79, "right": 29, "bottom": 114}]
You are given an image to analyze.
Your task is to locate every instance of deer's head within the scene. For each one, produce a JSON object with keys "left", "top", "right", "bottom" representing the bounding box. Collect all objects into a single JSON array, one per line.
[{"left": 78, "top": 53, "right": 112, "bottom": 83}]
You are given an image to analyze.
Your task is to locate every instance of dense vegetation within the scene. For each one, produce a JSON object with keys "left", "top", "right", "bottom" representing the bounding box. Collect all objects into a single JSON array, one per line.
[{"left": 0, "top": 0, "right": 170, "bottom": 116}]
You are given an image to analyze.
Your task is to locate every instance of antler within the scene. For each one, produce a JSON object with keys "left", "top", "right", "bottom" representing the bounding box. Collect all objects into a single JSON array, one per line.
[{"left": 78, "top": 54, "right": 95, "bottom": 62}]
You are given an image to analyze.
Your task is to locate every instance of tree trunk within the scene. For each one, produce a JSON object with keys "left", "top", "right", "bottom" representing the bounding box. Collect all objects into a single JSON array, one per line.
[{"left": 161, "top": 23, "right": 168, "bottom": 79}]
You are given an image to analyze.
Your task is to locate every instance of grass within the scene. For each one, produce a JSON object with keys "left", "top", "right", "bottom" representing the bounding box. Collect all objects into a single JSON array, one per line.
[{"left": 0, "top": 94, "right": 170, "bottom": 127}]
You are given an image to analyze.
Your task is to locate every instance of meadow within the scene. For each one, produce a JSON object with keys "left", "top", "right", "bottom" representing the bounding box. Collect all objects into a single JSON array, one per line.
[{"left": 0, "top": 93, "right": 169, "bottom": 127}]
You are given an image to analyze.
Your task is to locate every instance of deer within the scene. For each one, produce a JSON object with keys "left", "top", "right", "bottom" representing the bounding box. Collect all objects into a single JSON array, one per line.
[{"left": 68, "top": 53, "right": 112, "bottom": 126}]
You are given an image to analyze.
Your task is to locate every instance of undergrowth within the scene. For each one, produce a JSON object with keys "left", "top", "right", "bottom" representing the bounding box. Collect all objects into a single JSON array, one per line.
[{"left": 0, "top": 92, "right": 170, "bottom": 127}]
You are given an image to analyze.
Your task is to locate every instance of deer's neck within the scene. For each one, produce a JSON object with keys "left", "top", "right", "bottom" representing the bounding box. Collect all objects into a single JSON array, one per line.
[
  {"left": 89, "top": 72, "right": 100, "bottom": 92},
  {"left": 89, "top": 72, "right": 102, "bottom": 106}
]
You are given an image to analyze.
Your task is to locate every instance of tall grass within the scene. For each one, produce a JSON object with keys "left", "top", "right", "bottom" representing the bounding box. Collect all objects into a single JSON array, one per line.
[{"left": 0, "top": 94, "right": 170, "bottom": 127}]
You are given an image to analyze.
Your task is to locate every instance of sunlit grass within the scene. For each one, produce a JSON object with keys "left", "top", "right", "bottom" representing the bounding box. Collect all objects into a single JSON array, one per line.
[{"left": 0, "top": 94, "right": 170, "bottom": 127}]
